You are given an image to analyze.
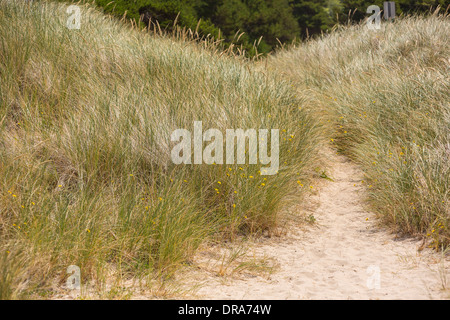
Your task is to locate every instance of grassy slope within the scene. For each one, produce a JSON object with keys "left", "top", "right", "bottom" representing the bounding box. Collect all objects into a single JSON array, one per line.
[
  {"left": 267, "top": 13, "right": 449, "bottom": 248},
  {"left": 0, "top": 1, "right": 322, "bottom": 298},
  {"left": 1, "top": 0, "right": 448, "bottom": 299}
]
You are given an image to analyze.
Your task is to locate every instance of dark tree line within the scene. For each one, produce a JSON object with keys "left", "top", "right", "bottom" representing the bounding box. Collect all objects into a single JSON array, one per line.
[{"left": 69, "top": 0, "right": 449, "bottom": 54}]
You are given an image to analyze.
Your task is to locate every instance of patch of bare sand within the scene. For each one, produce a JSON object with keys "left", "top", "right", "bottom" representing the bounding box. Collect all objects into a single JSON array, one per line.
[{"left": 181, "top": 150, "right": 449, "bottom": 300}]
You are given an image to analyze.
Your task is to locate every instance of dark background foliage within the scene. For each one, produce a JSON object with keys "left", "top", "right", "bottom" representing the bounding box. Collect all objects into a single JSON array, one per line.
[{"left": 58, "top": 0, "right": 449, "bottom": 55}]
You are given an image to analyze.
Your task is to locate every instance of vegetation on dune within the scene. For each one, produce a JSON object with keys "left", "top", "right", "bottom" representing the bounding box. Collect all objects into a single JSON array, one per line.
[
  {"left": 0, "top": 0, "right": 448, "bottom": 300},
  {"left": 55, "top": 0, "right": 450, "bottom": 55},
  {"left": 267, "top": 11, "right": 449, "bottom": 249},
  {"left": 0, "top": 0, "right": 322, "bottom": 298}
]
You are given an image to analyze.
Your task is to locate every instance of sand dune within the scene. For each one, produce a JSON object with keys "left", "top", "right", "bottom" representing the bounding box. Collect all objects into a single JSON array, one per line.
[{"left": 185, "top": 149, "right": 449, "bottom": 300}]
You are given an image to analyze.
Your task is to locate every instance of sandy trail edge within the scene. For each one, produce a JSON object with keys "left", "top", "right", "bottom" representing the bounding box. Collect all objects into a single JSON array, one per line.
[{"left": 183, "top": 150, "right": 449, "bottom": 300}]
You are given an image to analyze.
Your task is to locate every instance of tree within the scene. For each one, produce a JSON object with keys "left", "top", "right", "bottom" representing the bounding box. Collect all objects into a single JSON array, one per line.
[{"left": 58, "top": 0, "right": 449, "bottom": 55}]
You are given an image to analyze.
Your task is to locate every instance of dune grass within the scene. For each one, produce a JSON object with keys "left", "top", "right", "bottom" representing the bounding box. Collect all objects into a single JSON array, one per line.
[
  {"left": 0, "top": 0, "right": 322, "bottom": 298},
  {"left": 1, "top": 0, "right": 448, "bottom": 300},
  {"left": 267, "top": 11, "right": 449, "bottom": 249}
]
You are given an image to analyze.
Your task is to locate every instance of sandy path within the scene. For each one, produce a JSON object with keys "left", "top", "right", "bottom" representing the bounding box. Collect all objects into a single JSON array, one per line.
[{"left": 186, "top": 150, "right": 449, "bottom": 300}]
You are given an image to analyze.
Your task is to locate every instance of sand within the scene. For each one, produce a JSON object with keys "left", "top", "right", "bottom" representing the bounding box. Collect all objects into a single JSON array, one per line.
[{"left": 184, "top": 150, "right": 449, "bottom": 300}]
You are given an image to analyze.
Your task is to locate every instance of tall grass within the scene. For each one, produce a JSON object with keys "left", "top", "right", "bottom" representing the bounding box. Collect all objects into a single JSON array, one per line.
[
  {"left": 268, "top": 11, "right": 449, "bottom": 248},
  {"left": 0, "top": 0, "right": 322, "bottom": 298}
]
